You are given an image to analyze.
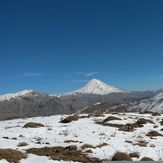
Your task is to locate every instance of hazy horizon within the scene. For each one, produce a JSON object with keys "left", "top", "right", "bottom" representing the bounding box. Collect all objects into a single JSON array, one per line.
[{"left": 0, "top": 78, "right": 162, "bottom": 95}]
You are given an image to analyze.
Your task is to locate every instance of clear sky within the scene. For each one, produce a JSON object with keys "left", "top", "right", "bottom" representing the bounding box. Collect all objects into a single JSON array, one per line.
[{"left": 0, "top": 0, "right": 163, "bottom": 94}]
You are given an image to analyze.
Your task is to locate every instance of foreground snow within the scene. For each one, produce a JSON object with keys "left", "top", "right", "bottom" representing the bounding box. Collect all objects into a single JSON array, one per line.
[
  {"left": 0, "top": 156, "right": 78, "bottom": 163},
  {"left": 0, "top": 113, "right": 163, "bottom": 162}
]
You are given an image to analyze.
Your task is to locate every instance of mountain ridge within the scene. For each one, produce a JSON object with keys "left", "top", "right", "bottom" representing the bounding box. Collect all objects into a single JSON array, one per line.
[
  {"left": 0, "top": 79, "right": 163, "bottom": 121},
  {"left": 0, "top": 89, "right": 47, "bottom": 102}
]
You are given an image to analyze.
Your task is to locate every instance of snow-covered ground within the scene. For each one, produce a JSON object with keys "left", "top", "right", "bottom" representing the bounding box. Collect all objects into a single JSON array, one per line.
[{"left": 0, "top": 113, "right": 163, "bottom": 162}]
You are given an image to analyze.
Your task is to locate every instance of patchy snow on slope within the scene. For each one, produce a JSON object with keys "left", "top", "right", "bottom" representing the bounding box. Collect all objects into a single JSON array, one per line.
[
  {"left": 94, "top": 102, "right": 101, "bottom": 106},
  {"left": 132, "top": 92, "right": 163, "bottom": 113},
  {"left": 0, "top": 113, "right": 163, "bottom": 162}
]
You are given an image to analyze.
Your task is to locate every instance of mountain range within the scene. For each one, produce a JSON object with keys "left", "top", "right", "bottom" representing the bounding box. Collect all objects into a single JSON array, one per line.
[{"left": 0, "top": 79, "right": 162, "bottom": 120}]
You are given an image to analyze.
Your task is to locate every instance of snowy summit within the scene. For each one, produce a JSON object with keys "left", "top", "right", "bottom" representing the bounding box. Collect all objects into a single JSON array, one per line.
[{"left": 68, "top": 79, "right": 124, "bottom": 95}]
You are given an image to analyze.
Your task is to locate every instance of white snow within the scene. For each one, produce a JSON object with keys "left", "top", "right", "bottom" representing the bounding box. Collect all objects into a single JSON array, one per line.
[
  {"left": 0, "top": 113, "right": 163, "bottom": 162},
  {"left": 0, "top": 90, "right": 36, "bottom": 102},
  {"left": 20, "top": 155, "right": 79, "bottom": 163},
  {"left": 0, "top": 154, "right": 79, "bottom": 163},
  {"left": 94, "top": 102, "right": 101, "bottom": 106}
]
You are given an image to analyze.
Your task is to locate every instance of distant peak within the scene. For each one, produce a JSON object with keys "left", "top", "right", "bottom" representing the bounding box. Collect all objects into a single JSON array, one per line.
[
  {"left": 18, "top": 89, "right": 34, "bottom": 94},
  {"left": 90, "top": 78, "right": 100, "bottom": 82},
  {"left": 88, "top": 78, "right": 102, "bottom": 83},
  {"left": 64, "top": 79, "right": 124, "bottom": 95},
  {"left": 88, "top": 79, "right": 104, "bottom": 83},
  {"left": 0, "top": 89, "right": 39, "bottom": 101}
]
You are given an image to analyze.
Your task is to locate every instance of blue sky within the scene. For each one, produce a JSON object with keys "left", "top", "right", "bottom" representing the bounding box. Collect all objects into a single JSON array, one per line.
[{"left": 0, "top": 0, "right": 163, "bottom": 94}]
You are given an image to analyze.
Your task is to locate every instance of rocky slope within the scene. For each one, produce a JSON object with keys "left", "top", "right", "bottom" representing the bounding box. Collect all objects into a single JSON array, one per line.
[{"left": 82, "top": 90, "right": 163, "bottom": 114}]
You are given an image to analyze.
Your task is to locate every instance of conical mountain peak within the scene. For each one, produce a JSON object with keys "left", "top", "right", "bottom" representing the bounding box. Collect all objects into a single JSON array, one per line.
[{"left": 70, "top": 79, "right": 124, "bottom": 95}]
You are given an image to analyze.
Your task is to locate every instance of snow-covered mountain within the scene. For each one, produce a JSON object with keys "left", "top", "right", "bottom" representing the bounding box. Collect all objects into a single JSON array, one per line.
[
  {"left": 62, "top": 79, "right": 124, "bottom": 96},
  {"left": 0, "top": 89, "right": 40, "bottom": 101}
]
